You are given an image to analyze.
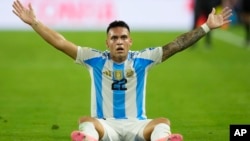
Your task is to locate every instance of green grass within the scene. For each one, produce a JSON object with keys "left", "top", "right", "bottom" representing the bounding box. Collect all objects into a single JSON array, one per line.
[{"left": 0, "top": 25, "right": 250, "bottom": 141}]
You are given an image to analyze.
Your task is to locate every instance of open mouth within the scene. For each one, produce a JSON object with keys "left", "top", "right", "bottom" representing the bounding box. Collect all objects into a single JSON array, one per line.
[{"left": 116, "top": 47, "right": 124, "bottom": 51}]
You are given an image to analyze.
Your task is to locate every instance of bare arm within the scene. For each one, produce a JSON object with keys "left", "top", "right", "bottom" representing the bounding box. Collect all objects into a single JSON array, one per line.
[
  {"left": 161, "top": 7, "right": 232, "bottom": 62},
  {"left": 12, "top": 0, "right": 77, "bottom": 60}
]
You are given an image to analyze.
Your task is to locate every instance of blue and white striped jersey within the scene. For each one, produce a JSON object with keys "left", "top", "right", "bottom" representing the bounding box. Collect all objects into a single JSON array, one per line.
[{"left": 76, "top": 46, "right": 163, "bottom": 120}]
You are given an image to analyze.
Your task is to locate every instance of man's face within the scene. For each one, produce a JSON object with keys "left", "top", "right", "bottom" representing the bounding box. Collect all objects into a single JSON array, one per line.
[{"left": 106, "top": 27, "right": 132, "bottom": 63}]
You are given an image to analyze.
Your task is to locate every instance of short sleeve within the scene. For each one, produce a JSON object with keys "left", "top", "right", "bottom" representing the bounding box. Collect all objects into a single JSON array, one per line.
[
  {"left": 138, "top": 47, "right": 163, "bottom": 65},
  {"left": 75, "top": 46, "right": 102, "bottom": 66}
]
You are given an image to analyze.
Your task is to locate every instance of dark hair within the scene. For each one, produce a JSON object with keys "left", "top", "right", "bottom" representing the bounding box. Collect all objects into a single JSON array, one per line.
[{"left": 106, "top": 20, "right": 130, "bottom": 34}]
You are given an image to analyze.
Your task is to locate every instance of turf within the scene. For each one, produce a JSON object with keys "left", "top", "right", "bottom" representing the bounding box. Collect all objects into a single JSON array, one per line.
[{"left": 0, "top": 25, "right": 249, "bottom": 141}]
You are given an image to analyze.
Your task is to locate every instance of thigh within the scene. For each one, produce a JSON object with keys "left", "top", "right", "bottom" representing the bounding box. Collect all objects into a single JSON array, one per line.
[
  {"left": 124, "top": 119, "right": 152, "bottom": 141},
  {"left": 97, "top": 119, "right": 121, "bottom": 141},
  {"left": 98, "top": 119, "right": 152, "bottom": 141}
]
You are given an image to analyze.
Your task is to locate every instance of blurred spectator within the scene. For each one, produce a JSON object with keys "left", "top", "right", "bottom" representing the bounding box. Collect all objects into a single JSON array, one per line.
[
  {"left": 192, "top": 0, "right": 222, "bottom": 47},
  {"left": 236, "top": 0, "right": 250, "bottom": 47},
  {"left": 224, "top": 0, "right": 250, "bottom": 47}
]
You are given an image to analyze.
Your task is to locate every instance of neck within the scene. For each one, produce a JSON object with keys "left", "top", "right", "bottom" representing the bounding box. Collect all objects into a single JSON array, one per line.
[{"left": 111, "top": 56, "right": 127, "bottom": 63}]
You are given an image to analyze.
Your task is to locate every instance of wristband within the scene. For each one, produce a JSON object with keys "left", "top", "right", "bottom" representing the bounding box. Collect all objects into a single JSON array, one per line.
[{"left": 201, "top": 23, "right": 210, "bottom": 33}]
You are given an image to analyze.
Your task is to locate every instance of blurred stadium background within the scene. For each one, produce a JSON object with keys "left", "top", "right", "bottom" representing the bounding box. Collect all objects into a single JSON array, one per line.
[
  {"left": 1, "top": 0, "right": 194, "bottom": 31},
  {"left": 0, "top": 0, "right": 249, "bottom": 141}
]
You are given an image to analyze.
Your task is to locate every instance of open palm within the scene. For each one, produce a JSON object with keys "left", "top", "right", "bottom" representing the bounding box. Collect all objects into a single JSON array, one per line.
[
  {"left": 12, "top": 0, "right": 36, "bottom": 25},
  {"left": 206, "top": 7, "right": 232, "bottom": 29}
]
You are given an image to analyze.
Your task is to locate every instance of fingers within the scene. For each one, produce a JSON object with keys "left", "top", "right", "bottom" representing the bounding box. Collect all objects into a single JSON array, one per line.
[
  {"left": 223, "top": 20, "right": 232, "bottom": 25},
  {"left": 12, "top": 2, "right": 20, "bottom": 17},
  {"left": 222, "top": 7, "right": 232, "bottom": 14},
  {"left": 28, "top": 3, "right": 33, "bottom": 11},
  {"left": 12, "top": 0, "right": 20, "bottom": 14},
  {"left": 222, "top": 7, "right": 232, "bottom": 19},
  {"left": 211, "top": 7, "right": 216, "bottom": 15},
  {"left": 221, "top": 7, "right": 232, "bottom": 24},
  {"left": 12, "top": 10, "right": 19, "bottom": 17},
  {"left": 12, "top": 0, "right": 24, "bottom": 15},
  {"left": 16, "top": 0, "right": 24, "bottom": 11}
]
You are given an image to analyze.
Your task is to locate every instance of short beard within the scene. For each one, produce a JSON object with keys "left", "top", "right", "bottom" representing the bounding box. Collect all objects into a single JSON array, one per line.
[{"left": 111, "top": 54, "right": 127, "bottom": 63}]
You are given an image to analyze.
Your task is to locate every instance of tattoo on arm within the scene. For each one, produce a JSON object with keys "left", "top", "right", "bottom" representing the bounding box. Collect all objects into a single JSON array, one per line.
[{"left": 162, "top": 27, "right": 206, "bottom": 62}]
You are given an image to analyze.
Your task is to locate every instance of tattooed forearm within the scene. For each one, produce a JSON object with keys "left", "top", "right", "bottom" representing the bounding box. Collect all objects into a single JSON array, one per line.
[
  {"left": 162, "top": 27, "right": 206, "bottom": 61},
  {"left": 175, "top": 27, "right": 206, "bottom": 49}
]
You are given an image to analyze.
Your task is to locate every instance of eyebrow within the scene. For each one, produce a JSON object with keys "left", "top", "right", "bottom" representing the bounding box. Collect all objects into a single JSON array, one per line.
[{"left": 110, "top": 34, "right": 128, "bottom": 39}]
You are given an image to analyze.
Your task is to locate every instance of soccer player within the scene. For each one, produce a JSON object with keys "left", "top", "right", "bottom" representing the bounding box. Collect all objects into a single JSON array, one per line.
[{"left": 12, "top": 0, "right": 232, "bottom": 141}]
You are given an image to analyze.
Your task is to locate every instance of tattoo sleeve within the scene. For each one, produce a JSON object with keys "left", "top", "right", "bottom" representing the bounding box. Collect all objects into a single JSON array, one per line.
[{"left": 162, "top": 27, "right": 207, "bottom": 62}]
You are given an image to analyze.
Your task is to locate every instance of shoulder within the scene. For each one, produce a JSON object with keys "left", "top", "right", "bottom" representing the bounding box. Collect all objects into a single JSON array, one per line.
[
  {"left": 131, "top": 47, "right": 162, "bottom": 57},
  {"left": 76, "top": 46, "right": 110, "bottom": 62},
  {"left": 128, "top": 47, "right": 163, "bottom": 65}
]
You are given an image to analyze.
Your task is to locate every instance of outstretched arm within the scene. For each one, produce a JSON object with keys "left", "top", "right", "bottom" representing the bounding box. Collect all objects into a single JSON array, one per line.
[
  {"left": 161, "top": 7, "right": 232, "bottom": 62},
  {"left": 12, "top": 0, "right": 78, "bottom": 59}
]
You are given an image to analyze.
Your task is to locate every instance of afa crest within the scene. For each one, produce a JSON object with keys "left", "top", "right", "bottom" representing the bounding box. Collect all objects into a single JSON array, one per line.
[{"left": 114, "top": 70, "right": 123, "bottom": 80}]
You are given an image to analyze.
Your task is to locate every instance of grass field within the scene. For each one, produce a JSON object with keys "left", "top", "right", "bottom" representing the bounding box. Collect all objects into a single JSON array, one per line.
[{"left": 0, "top": 25, "right": 249, "bottom": 141}]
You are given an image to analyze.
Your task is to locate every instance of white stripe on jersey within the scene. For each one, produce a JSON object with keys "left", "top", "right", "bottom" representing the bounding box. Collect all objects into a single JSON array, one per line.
[{"left": 76, "top": 47, "right": 162, "bottom": 119}]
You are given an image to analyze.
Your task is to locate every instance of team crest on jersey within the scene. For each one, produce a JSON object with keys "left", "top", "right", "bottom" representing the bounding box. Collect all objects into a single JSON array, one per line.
[
  {"left": 114, "top": 70, "right": 123, "bottom": 80},
  {"left": 126, "top": 69, "right": 134, "bottom": 77}
]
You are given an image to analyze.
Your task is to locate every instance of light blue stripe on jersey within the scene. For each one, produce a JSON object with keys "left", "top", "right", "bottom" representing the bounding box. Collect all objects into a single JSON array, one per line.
[
  {"left": 84, "top": 57, "right": 106, "bottom": 118},
  {"left": 134, "top": 58, "right": 154, "bottom": 120},
  {"left": 112, "top": 63, "right": 126, "bottom": 119}
]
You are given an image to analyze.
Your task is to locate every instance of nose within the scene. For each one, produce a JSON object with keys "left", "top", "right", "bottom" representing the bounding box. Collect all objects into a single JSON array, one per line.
[{"left": 117, "top": 38, "right": 123, "bottom": 44}]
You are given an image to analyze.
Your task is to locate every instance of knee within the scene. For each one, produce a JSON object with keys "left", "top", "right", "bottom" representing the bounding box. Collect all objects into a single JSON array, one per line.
[
  {"left": 78, "top": 116, "right": 96, "bottom": 124},
  {"left": 78, "top": 116, "right": 105, "bottom": 138},
  {"left": 154, "top": 117, "right": 171, "bottom": 126}
]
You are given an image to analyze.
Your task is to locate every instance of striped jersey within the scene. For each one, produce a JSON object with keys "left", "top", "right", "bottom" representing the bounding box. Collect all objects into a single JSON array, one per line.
[{"left": 75, "top": 46, "right": 163, "bottom": 120}]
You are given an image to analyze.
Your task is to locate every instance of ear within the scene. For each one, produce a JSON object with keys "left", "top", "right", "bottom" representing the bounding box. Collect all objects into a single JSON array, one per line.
[
  {"left": 129, "top": 38, "right": 133, "bottom": 47},
  {"left": 106, "top": 39, "right": 110, "bottom": 49}
]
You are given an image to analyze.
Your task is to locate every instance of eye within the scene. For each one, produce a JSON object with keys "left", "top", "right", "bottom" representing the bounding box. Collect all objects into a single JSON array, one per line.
[
  {"left": 121, "top": 35, "right": 128, "bottom": 40},
  {"left": 111, "top": 36, "right": 118, "bottom": 41}
]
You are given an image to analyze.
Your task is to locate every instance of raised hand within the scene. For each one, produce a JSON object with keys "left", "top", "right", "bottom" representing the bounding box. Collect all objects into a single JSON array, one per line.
[
  {"left": 206, "top": 7, "right": 232, "bottom": 29},
  {"left": 12, "top": 0, "right": 36, "bottom": 25}
]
